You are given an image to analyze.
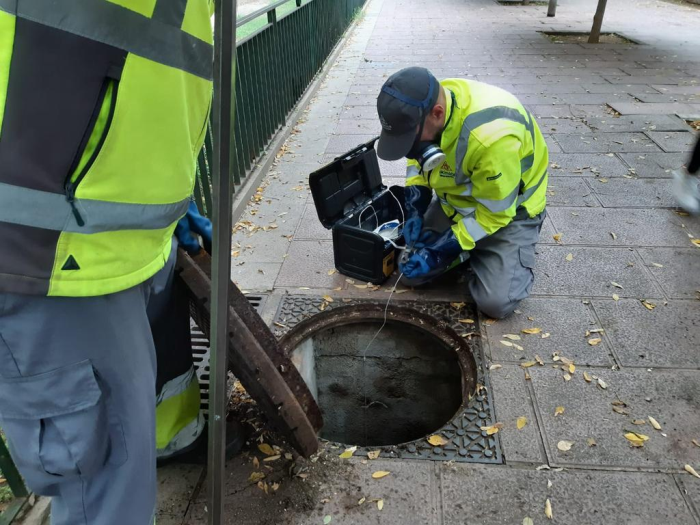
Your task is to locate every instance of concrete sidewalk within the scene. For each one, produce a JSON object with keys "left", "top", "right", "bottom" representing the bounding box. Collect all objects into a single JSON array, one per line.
[{"left": 157, "top": 0, "right": 700, "bottom": 523}]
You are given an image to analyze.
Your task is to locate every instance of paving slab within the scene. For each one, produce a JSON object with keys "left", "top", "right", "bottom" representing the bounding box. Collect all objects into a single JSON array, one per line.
[
  {"left": 553, "top": 132, "right": 662, "bottom": 153},
  {"left": 548, "top": 152, "right": 631, "bottom": 178},
  {"left": 531, "top": 245, "right": 662, "bottom": 298},
  {"left": 677, "top": 474, "right": 700, "bottom": 523},
  {"left": 608, "top": 102, "right": 699, "bottom": 116},
  {"left": 156, "top": 464, "right": 202, "bottom": 524},
  {"left": 591, "top": 178, "right": 676, "bottom": 208},
  {"left": 584, "top": 114, "right": 690, "bottom": 133},
  {"left": 637, "top": 247, "right": 700, "bottom": 300},
  {"left": 294, "top": 205, "right": 332, "bottom": 241},
  {"left": 547, "top": 207, "right": 692, "bottom": 247},
  {"left": 630, "top": 92, "right": 700, "bottom": 104},
  {"left": 537, "top": 118, "right": 593, "bottom": 134},
  {"left": 326, "top": 134, "right": 377, "bottom": 154},
  {"left": 276, "top": 240, "right": 348, "bottom": 289},
  {"left": 231, "top": 262, "right": 282, "bottom": 292},
  {"left": 529, "top": 366, "right": 700, "bottom": 470},
  {"left": 546, "top": 177, "right": 599, "bottom": 207},
  {"left": 592, "top": 299, "right": 700, "bottom": 369},
  {"left": 335, "top": 119, "right": 382, "bottom": 135},
  {"left": 485, "top": 298, "right": 613, "bottom": 366},
  {"left": 440, "top": 464, "right": 696, "bottom": 525},
  {"left": 653, "top": 85, "right": 700, "bottom": 95},
  {"left": 648, "top": 131, "right": 698, "bottom": 152},
  {"left": 488, "top": 365, "right": 546, "bottom": 463},
  {"left": 619, "top": 152, "right": 689, "bottom": 178},
  {"left": 604, "top": 75, "right": 694, "bottom": 85}
]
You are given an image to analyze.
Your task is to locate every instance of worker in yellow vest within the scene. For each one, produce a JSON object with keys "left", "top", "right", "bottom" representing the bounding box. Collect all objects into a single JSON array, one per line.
[
  {"left": 376, "top": 67, "right": 549, "bottom": 319},
  {"left": 0, "top": 1, "right": 214, "bottom": 523}
]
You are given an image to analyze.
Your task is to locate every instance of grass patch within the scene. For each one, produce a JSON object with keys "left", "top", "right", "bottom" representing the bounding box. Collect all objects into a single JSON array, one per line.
[{"left": 236, "top": 0, "right": 299, "bottom": 41}]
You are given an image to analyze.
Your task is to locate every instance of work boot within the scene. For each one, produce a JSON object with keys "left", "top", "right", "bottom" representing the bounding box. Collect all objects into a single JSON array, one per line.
[{"left": 673, "top": 169, "right": 700, "bottom": 215}]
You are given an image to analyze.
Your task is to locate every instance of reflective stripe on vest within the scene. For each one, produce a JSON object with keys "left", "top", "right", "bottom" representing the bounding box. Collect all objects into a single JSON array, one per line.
[
  {"left": 0, "top": 0, "right": 213, "bottom": 80},
  {"left": 517, "top": 170, "right": 548, "bottom": 207},
  {"left": 0, "top": 183, "right": 190, "bottom": 234},
  {"left": 460, "top": 213, "right": 488, "bottom": 243}
]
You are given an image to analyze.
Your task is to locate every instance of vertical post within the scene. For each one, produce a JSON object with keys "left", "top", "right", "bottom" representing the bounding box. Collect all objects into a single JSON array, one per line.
[
  {"left": 208, "top": 0, "right": 237, "bottom": 522},
  {"left": 588, "top": 0, "right": 608, "bottom": 43},
  {"left": 547, "top": 0, "right": 557, "bottom": 17}
]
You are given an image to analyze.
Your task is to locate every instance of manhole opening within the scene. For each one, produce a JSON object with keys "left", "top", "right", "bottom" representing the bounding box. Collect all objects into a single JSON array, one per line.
[{"left": 291, "top": 319, "right": 464, "bottom": 447}]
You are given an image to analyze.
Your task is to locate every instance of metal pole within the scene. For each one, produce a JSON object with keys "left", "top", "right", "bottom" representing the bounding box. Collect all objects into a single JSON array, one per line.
[
  {"left": 208, "top": 0, "right": 237, "bottom": 522},
  {"left": 547, "top": 0, "right": 557, "bottom": 17},
  {"left": 588, "top": 0, "right": 608, "bottom": 43}
]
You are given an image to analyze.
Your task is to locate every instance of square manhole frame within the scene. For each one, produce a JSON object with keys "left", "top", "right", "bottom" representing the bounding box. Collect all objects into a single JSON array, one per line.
[{"left": 272, "top": 295, "right": 504, "bottom": 465}]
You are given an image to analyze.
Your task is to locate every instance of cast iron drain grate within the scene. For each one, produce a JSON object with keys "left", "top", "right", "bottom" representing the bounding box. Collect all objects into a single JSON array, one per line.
[
  {"left": 192, "top": 293, "right": 268, "bottom": 413},
  {"left": 273, "top": 295, "right": 503, "bottom": 464}
]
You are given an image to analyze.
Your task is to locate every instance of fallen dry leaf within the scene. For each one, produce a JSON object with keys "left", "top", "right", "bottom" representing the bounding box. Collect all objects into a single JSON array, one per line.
[
  {"left": 372, "top": 471, "right": 391, "bottom": 479},
  {"left": 522, "top": 327, "right": 542, "bottom": 334},
  {"left": 480, "top": 423, "right": 504, "bottom": 435},
  {"left": 377, "top": 499, "right": 384, "bottom": 511},
  {"left": 588, "top": 337, "right": 602, "bottom": 346},
  {"left": 612, "top": 294, "right": 620, "bottom": 301},
  {"left": 523, "top": 518, "right": 534, "bottom": 525},
  {"left": 521, "top": 361, "right": 537, "bottom": 368},
  {"left": 641, "top": 300, "right": 656, "bottom": 310},
  {"left": 358, "top": 497, "right": 366, "bottom": 505},
  {"left": 458, "top": 318, "right": 475, "bottom": 324},
  {"left": 327, "top": 269, "right": 337, "bottom": 275},
  {"left": 500, "top": 340, "right": 514, "bottom": 347},
  {"left": 565, "top": 253, "right": 574, "bottom": 262},
  {"left": 451, "top": 302, "right": 466, "bottom": 310},
  {"left": 535, "top": 355, "right": 545, "bottom": 366},
  {"left": 686, "top": 465, "right": 700, "bottom": 479},
  {"left": 597, "top": 378, "right": 608, "bottom": 390},
  {"left": 428, "top": 435, "right": 449, "bottom": 446},
  {"left": 610, "top": 232, "right": 617, "bottom": 240},
  {"left": 517, "top": 416, "right": 528, "bottom": 429},
  {"left": 503, "top": 334, "right": 522, "bottom": 341},
  {"left": 691, "top": 239, "right": 700, "bottom": 248},
  {"left": 613, "top": 405, "right": 630, "bottom": 416},
  {"left": 263, "top": 455, "right": 281, "bottom": 462},
  {"left": 258, "top": 443, "right": 275, "bottom": 456},
  {"left": 692, "top": 439, "right": 700, "bottom": 448},
  {"left": 611, "top": 281, "right": 623, "bottom": 289},
  {"left": 555, "top": 406, "right": 565, "bottom": 416},
  {"left": 583, "top": 371, "right": 592, "bottom": 383},
  {"left": 542, "top": 332, "right": 551, "bottom": 339},
  {"left": 489, "top": 364, "right": 503, "bottom": 371},
  {"left": 322, "top": 295, "right": 334, "bottom": 303},
  {"left": 568, "top": 363, "right": 576, "bottom": 374},
  {"left": 557, "top": 440, "right": 574, "bottom": 452},
  {"left": 339, "top": 446, "right": 357, "bottom": 459},
  {"left": 367, "top": 450, "right": 381, "bottom": 460},
  {"left": 632, "top": 419, "right": 646, "bottom": 425},
  {"left": 553, "top": 233, "right": 563, "bottom": 243},
  {"left": 624, "top": 431, "right": 649, "bottom": 447},
  {"left": 249, "top": 472, "right": 266, "bottom": 483},
  {"left": 563, "top": 373, "right": 572, "bottom": 381},
  {"left": 545, "top": 498, "right": 553, "bottom": 520},
  {"left": 252, "top": 456, "right": 260, "bottom": 469},
  {"left": 323, "top": 515, "right": 332, "bottom": 525},
  {"left": 649, "top": 416, "right": 662, "bottom": 431},
  {"left": 513, "top": 343, "right": 524, "bottom": 351},
  {"left": 587, "top": 437, "right": 597, "bottom": 447},
  {"left": 651, "top": 262, "right": 663, "bottom": 268}
]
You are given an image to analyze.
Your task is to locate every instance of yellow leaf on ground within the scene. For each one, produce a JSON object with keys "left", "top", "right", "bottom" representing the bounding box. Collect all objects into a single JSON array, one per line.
[
  {"left": 612, "top": 294, "right": 620, "bottom": 301},
  {"left": 588, "top": 337, "right": 602, "bottom": 346},
  {"left": 252, "top": 456, "right": 260, "bottom": 469},
  {"left": 500, "top": 340, "right": 514, "bottom": 347},
  {"left": 632, "top": 419, "right": 646, "bottom": 425},
  {"left": 522, "top": 327, "right": 542, "bottom": 334},
  {"left": 377, "top": 499, "right": 385, "bottom": 511},
  {"left": 583, "top": 371, "right": 592, "bottom": 382},
  {"left": 513, "top": 343, "right": 524, "bottom": 351},
  {"left": 553, "top": 233, "right": 563, "bottom": 242},
  {"left": 451, "top": 302, "right": 466, "bottom": 310},
  {"left": 428, "top": 435, "right": 449, "bottom": 446},
  {"left": 641, "top": 300, "right": 656, "bottom": 310},
  {"left": 263, "top": 455, "right": 281, "bottom": 462},
  {"left": 545, "top": 498, "right": 553, "bottom": 519},
  {"left": 489, "top": 364, "right": 503, "bottom": 371},
  {"left": 249, "top": 472, "right": 266, "bottom": 483},
  {"left": 691, "top": 239, "right": 700, "bottom": 248},
  {"left": 517, "top": 416, "right": 528, "bottom": 429},
  {"left": 503, "top": 334, "right": 521, "bottom": 341},
  {"left": 541, "top": 332, "right": 551, "bottom": 339},
  {"left": 563, "top": 373, "right": 572, "bottom": 381},
  {"left": 624, "top": 432, "right": 649, "bottom": 447},
  {"left": 372, "top": 471, "right": 390, "bottom": 479},
  {"left": 692, "top": 439, "right": 700, "bottom": 448},
  {"left": 565, "top": 253, "right": 574, "bottom": 262},
  {"left": 367, "top": 450, "right": 381, "bottom": 460},
  {"left": 480, "top": 423, "right": 504, "bottom": 435},
  {"left": 648, "top": 416, "right": 662, "bottom": 431},
  {"left": 458, "top": 318, "right": 475, "bottom": 324},
  {"left": 358, "top": 497, "right": 366, "bottom": 505},
  {"left": 557, "top": 440, "right": 574, "bottom": 452},
  {"left": 686, "top": 465, "right": 700, "bottom": 479},
  {"left": 258, "top": 443, "right": 275, "bottom": 456},
  {"left": 327, "top": 269, "right": 337, "bottom": 275},
  {"left": 569, "top": 363, "right": 576, "bottom": 374},
  {"left": 535, "top": 355, "right": 545, "bottom": 366},
  {"left": 597, "top": 378, "right": 608, "bottom": 390},
  {"left": 339, "top": 446, "right": 357, "bottom": 459},
  {"left": 521, "top": 361, "right": 537, "bottom": 368},
  {"left": 587, "top": 437, "right": 597, "bottom": 447},
  {"left": 555, "top": 406, "right": 565, "bottom": 416},
  {"left": 611, "top": 281, "right": 623, "bottom": 289},
  {"left": 322, "top": 295, "right": 334, "bottom": 303},
  {"left": 523, "top": 518, "right": 534, "bottom": 525}
]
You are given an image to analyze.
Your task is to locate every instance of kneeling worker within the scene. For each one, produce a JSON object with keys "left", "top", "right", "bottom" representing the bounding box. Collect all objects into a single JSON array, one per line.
[{"left": 376, "top": 67, "right": 548, "bottom": 319}]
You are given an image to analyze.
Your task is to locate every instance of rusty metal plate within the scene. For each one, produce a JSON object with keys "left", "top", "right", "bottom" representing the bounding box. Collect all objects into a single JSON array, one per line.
[
  {"left": 175, "top": 250, "right": 322, "bottom": 458},
  {"left": 273, "top": 295, "right": 503, "bottom": 464}
]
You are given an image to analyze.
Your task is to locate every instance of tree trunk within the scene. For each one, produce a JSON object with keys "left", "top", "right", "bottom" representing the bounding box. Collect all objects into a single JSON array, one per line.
[
  {"left": 588, "top": 0, "right": 608, "bottom": 43},
  {"left": 547, "top": 0, "right": 557, "bottom": 17}
]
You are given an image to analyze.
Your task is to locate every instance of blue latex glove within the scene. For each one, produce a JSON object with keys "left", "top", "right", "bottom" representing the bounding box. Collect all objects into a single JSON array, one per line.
[
  {"left": 175, "top": 201, "right": 212, "bottom": 255},
  {"left": 404, "top": 185, "right": 433, "bottom": 245},
  {"left": 399, "top": 227, "right": 463, "bottom": 279}
]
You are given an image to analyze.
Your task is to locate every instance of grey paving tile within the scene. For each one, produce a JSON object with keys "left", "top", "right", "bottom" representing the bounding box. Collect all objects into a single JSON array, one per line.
[
  {"left": 543, "top": 135, "right": 563, "bottom": 153},
  {"left": 518, "top": 93, "right": 635, "bottom": 106},
  {"left": 547, "top": 207, "right": 692, "bottom": 247},
  {"left": 537, "top": 118, "right": 593, "bottom": 134},
  {"left": 637, "top": 248, "right": 700, "bottom": 300},
  {"left": 553, "top": 132, "right": 662, "bottom": 153},
  {"left": 295, "top": 205, "right": 332, "bottom": 241},
  {"left": 527, "top": 105, "right": 577, "bottom": 119},
  {"left": 631, "top": 92, "right": 700, "bottom": 104},
  {"left": 677, "top": 474, "right": 700, "bottom": 522},
  {"left": 378, "top": 159, "right": 407, "bottom": 178},
  {"left": 326, "top": 134, "right": 377, "bottom": 154},
  {"left": 648, "top": 131, "right": 698, "bottom": 152},
  {"left": 489, "top": 365, "right": 546, "bottom": 463},
  {"left": 653, "top": 85, "right": 700, "bottom": 95},
  {"left": 529, "top": 366, "right": 700, "bottom": 470},
  {"left": 592, "top": 178, "right": 676, "bottom": 208},
  {"left": 608, "top": 102, "right": 699, "bottom": 116},
  {"left": 275, "top": 240, "right": 348, "bottom": 289},
  {"left": 531, "top": 246, "right": 662, "bottom": 298},
  {"left": 546, "top": 177, "right": 599, "bottom": 207},
  {"left": 156, "top": 464, "right": 201, "bottom": 522},
  {"left": 584, "top": 114, "right": 690, "bottom": 133},
  {"left": 231, "top": 262, "right": 282, "bottom": 292},
  {"left": 592, "top": 299, "right": 700, "bottom": 368},
  {"left": 549, "top": 152, "right": 631, "bottom": 177},
  {"left": 335, "top": 119, "right": 382, "bottom": 135},
  {"left": 509, "top": 83, "right": 589, "bottom": 94},
  {"left": 619, "top": 152, "right": 689, "bottom": 178},
  {"left": 440, "top": 464, "right": 695, "bottom": 525},
  {"left": 604, "top": 75, "right": 694, "bottom": 85},
  {"left": 485, "top": 298, "right": 613, "bottom": 366},
  {"left": 582, "top": 83, "right": 661, "bottom": 94}
]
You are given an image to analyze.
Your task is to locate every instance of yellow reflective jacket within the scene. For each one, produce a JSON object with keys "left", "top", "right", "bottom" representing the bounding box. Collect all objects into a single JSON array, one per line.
[
  {"left": 0, "top": 0, "right": 214, "bottom": 296},
  {"left": 406, "top": 79, "right": 548, "bottom": 251}
]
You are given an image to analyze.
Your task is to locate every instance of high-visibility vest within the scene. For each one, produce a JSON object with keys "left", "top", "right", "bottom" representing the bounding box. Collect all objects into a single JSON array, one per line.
[
  {"left": 0, "top": 0, "right": 214, "bottom": 296},
  {"left": 406, "top": 79, "right": 548, "bottom": 250}
]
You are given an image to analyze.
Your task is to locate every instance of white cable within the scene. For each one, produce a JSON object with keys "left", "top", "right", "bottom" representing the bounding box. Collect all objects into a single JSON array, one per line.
[
  {"left": 388, "top": 188, "right": 405, "bottom": 227},
  {"left": 358, "top": 204, "right": 378, "bottom": 230}
]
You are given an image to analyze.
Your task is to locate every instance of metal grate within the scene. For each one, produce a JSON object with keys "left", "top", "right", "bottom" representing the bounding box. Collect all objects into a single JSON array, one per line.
[
  {"left": 273, "top": 296, "right": 503, "bottom": 464},
  {"left": 191, "top": 293, "right": 267, "bottom": 413}
]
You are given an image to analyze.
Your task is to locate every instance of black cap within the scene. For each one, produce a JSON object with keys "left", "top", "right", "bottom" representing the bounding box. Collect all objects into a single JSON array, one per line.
[{"left": 376, "top": 67, "right": 439, "bottom": 161}]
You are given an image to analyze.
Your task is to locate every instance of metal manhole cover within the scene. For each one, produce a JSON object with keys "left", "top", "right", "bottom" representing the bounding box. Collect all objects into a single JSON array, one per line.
[{"left": 272, "top": 295, "right": 503, "bottom": 464}]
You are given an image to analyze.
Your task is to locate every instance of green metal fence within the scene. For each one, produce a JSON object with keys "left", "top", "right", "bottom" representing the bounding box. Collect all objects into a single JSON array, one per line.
[{"left": 195, "top": 0, "right": 367, "bottom": 216}]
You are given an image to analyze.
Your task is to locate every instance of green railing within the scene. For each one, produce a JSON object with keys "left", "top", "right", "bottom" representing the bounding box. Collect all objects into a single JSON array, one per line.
[
  {"left": 0, "top": 438, "right": 29, "bottom": 525},
  {"left": 195, "top": 0, "right": 367, "bottom": 216}
]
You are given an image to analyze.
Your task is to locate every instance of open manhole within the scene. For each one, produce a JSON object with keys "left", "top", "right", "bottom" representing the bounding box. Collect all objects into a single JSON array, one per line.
[{"left": 275, "top": 297, "right": 503, "bottom": 463}]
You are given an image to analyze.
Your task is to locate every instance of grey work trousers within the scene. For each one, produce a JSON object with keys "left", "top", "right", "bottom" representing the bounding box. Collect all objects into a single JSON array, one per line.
[
  {"left": 0, "top": 241, "right": 179, "bottom": 525},
  {"left": 402, "top": 199, "right": 545, "bottom": 319}
]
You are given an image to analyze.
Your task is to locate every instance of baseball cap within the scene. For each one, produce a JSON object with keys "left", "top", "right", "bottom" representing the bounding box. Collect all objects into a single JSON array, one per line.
[{"left": 376, "top": 67, "right": 439, "bottom": 161}]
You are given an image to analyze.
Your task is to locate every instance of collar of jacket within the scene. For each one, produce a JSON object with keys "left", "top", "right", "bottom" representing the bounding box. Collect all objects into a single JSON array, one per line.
[{"left": 439, "top": 82, "right": 468, "bottom": 151}]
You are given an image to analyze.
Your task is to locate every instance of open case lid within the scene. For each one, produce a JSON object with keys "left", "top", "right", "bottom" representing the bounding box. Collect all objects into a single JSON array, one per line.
[{"left": 309, "top": 137, "right": 386, "bottom": 229}]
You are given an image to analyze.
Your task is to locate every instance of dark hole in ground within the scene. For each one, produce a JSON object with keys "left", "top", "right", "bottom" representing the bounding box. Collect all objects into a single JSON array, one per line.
[{"left": 291, "top": 320, "right": 463, "bottom": 447}]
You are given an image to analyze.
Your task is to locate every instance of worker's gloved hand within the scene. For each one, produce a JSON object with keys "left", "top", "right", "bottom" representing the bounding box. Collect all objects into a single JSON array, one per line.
[
  {"left": 175, "top": 201, "right": 212, "bottom": 255},
  {"left": 399, "top": 227, "right": 463, "bottom": 279},
  {"left": 403, "top": 185, "right": 433, "bottom": 246}
]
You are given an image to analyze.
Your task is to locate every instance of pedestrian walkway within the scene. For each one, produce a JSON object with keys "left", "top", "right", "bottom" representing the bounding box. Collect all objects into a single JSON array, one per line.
[{"left": 157, "top": 0, "right": 700, "bottom": 522}]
